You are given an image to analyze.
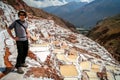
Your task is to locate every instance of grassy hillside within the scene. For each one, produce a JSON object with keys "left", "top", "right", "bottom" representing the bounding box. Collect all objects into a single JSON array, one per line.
[{"left": 87, "top": 14, "right": 120, "bottom": 62}]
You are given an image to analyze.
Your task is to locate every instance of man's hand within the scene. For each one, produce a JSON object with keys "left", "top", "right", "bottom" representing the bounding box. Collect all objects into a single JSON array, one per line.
[
  {"left": 26, "top": 29, "right": 31, "bottom": 38},
  {"left": 13, "top": 37, "right": 19, "bottom": 41},
  {"left": 27, "top": 34, "right": 31, "bottom": 38}
]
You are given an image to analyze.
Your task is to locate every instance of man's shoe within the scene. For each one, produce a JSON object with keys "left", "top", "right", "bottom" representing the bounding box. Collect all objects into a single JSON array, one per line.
[
  {"left": 17, "top": 67, "right": 24, "bottom": 74},
  {"left": 21, "top": 63, "right": 28, "bottom": 67}
]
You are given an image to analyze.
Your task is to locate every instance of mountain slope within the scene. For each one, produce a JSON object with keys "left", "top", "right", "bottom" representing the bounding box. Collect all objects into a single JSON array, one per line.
[
  {"left": 42, "top": 1, "right": 87, "bottom": 19},
  {"left": 87, "top": 14, "right": 120, "bottom": 62},
  {"left": 65, "top": 0, "right": 120, "bottom": 28},
  {"left": 2, "top": 0, "right": 76, "bottom": 32},
  {"left": 0, "top": 0, "right": 120, "bottom": 80}
]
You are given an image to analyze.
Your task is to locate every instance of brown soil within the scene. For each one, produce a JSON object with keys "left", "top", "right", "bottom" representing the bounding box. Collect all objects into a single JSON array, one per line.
[
  {"left": 25, "top": 67, "right": 63, "bottom": 80},
  {"left": 28, "top": 50, "right": 37, "bottom": 61}
]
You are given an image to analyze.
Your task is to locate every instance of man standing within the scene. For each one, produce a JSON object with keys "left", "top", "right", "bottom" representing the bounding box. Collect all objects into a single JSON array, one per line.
[{"left": 7, "top": 10, "right": 30, "bottom": 74}]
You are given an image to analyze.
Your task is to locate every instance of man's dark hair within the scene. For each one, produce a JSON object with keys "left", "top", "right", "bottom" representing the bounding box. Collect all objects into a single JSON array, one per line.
[{"left": 18, "top": 10, "right": 27, "bottom": 18}]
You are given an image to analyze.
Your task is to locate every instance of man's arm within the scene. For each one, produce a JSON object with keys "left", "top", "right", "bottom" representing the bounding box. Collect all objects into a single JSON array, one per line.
[{"left": 7, "top": 28, "right": 19, "bottom": 40}]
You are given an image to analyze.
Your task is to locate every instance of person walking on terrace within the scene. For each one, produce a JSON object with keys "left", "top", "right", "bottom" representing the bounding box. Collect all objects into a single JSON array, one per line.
[{"left": 7, "top": 10, "right": 30, "bottom": 74}]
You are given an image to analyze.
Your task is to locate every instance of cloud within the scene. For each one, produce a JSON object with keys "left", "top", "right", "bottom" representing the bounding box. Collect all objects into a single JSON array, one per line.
[
  {"left": 23, "top": 0, "right": 94, "bottom": 8},
  {"left": 23, "top": 0, "right": 67, "bottom": 8},
  {"left": 80, "top": 0, "right": 94, "bottom": 2}
]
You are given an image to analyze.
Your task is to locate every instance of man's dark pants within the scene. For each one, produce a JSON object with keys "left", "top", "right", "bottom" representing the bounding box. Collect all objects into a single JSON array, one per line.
[{"left": 15, "top": 40, "right": 29, "bottom": 68}]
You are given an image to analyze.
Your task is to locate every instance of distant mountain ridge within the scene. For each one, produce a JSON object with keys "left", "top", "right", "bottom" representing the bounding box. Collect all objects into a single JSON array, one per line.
[
  {"left": 42, "top": 1, "right": 87, "bottom": 18},
  {"left": 40, "top": 0, "right": 120, "bottom": 29},
  {"left": 65, "top": 0, "right": 120, "bottom": 28}
]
